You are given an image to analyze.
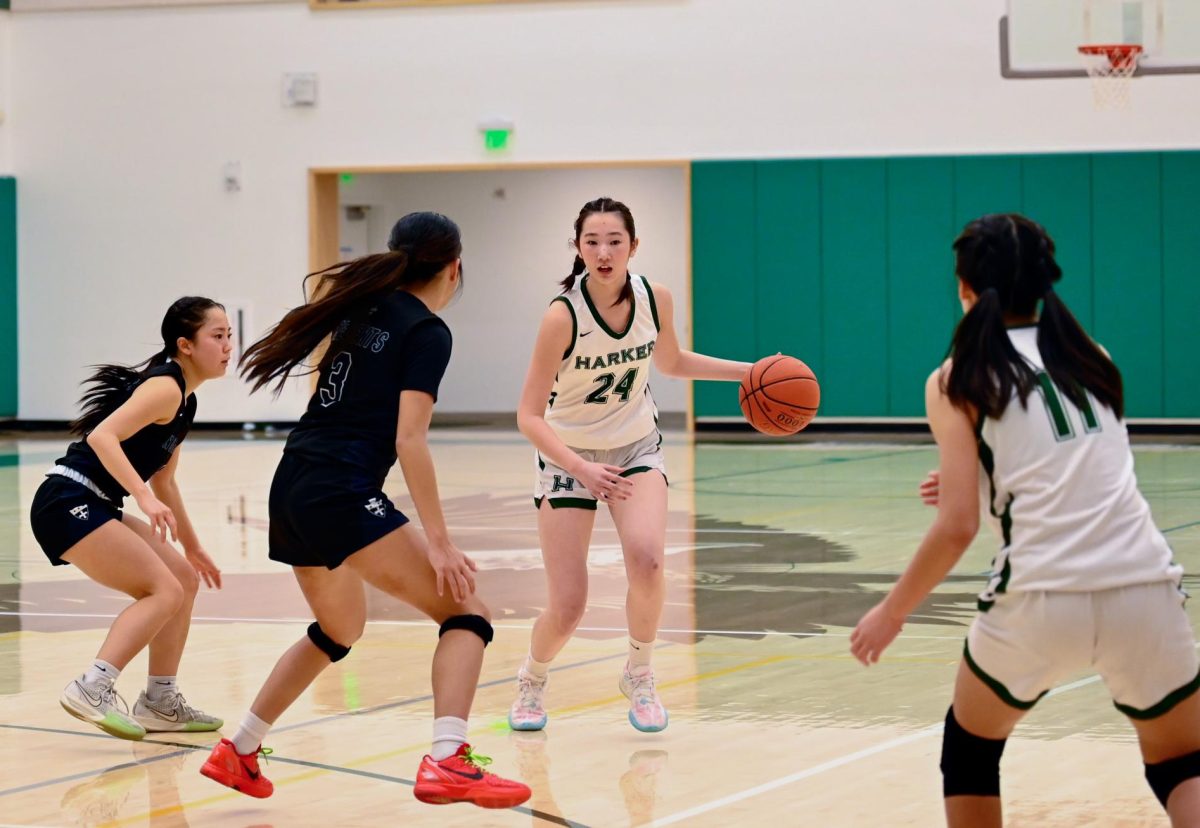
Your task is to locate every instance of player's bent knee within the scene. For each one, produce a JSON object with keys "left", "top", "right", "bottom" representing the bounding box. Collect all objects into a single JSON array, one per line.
[
  {"left": 1146, "top": 750, "right": 1200, "bottom": 807},
  {"left": 439, "top": 614, "right": 494, "bottom": 647},
  {"left": 307, "top": 621, "right": 352, "bottom": 662},
  {"left": 174, "top": 563, "right": 200, "bottom": 597},
  {"left": 941, "top": 706, "right": 1006, "bottom": 798},
  {"left": 154, "top": 577, "right": 186, "bottom": 614}
]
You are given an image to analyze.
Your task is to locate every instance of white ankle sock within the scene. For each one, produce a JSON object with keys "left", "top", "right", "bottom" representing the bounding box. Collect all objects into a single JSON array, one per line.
[
  {"left": 231, "top": 711, "right": 272, "bottom": 756},
  {"left": 430, "top": 716, "right": 469, "bottom": 761},
  {"left": 83, "top": 659, "right": 119, "bottom": 687},
  {"left": 522, "top": 654, "right": 551, "bottom": 680},
  {"left": 628, "top": 637, "right": 654, "bottom": 669},
  {"left": 146, "top": 675, "right": 177, "bottom": 701}
]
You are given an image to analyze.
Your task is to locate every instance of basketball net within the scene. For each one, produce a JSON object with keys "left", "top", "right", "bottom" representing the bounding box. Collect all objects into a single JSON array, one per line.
[{"left": 1078, "top": 44, "right": 1143, "bottom": 110}]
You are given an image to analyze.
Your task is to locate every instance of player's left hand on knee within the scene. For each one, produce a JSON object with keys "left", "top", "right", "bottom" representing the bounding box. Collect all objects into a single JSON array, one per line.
[{"left": 427, "top": 537, "right": 477, "bottom": 603}]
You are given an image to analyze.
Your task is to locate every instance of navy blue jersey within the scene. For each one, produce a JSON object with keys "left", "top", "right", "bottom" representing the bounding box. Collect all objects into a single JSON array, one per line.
[
  {"left": 283, "top": 290, "right": 452, "bottom": 488},
  {"left": 58, "top": 361, "right": 197, "bottom": 503}
]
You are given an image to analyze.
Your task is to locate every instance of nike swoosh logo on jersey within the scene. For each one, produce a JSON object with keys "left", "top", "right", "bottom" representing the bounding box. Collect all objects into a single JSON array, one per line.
[{"left": 580, "top": 331, "right": 593, "bottom": 337}]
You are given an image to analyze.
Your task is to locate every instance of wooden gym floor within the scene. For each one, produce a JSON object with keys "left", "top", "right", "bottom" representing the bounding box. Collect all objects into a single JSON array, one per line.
[{"left": 1, "top": 429, "right": 1198, "bottom": 827}]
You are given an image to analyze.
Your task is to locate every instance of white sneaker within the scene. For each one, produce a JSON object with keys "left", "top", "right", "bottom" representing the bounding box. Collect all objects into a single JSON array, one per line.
[
  {"left": 132, "top": 689, "right": 223, "bottom": 732},
  {"left": 507, "top": 670, "right": 548, "bottom": 731},
  {"left": 619, "top": 664, "right": 668, "bottom": 733},
  {"left": 60, "top": 677, "right": 146, "bottom": 741}
]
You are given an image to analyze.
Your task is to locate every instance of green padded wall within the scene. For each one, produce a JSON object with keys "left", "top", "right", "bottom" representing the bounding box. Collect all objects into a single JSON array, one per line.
[
  {"left": 0, "top": 177, "right": 14, "bottom": 418},
  {"left": 692, "top": 152, "right": 1199, "bottom": 420}
]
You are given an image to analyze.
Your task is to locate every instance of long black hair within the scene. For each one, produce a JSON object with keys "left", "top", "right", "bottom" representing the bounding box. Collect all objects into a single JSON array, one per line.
[
  {"left": 70, "top": 296, "right": 225, "bottom": 435},
  {"left": 944, "top": 213, "right": 1123, "bottom": 420},
  {"left": 560, "top": 197, "right": 636, "bottom": 308},
  {"left": 240, "top": 211, "right": 462, "bottom": 396}
]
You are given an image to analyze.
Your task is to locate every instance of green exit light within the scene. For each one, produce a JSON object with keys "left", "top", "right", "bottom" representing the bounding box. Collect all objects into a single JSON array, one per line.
[
  {"left": 340, "top": 173, "right": 355, "bottom": 183},
  {"left": 483, "top": 129, "right": 511, "bottom": 152}
]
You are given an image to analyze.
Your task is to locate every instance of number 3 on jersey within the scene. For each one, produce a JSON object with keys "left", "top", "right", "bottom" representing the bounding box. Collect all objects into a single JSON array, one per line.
[
  {"left": 320, "top": 352, "right": 353, "bottom": 408},
  {"left": 1036, "top": 371, "right": 1101, "bottom": 441}
]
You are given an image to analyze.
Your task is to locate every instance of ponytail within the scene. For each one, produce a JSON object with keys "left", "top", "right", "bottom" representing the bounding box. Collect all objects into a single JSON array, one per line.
[
  {"left": 240, "top": 211, "right": 462, "bottom": 396},
  {"left": 559, "top": 255, "right": 587, "bottom": 293},
  {"left": 69, "top": 352, "right": 170, "bottom": 436},
  {"left": 949, "top": 213, "right": 1124, "bottom": 421},
  {"left": 70, "top": 296, "right": 222, "bottom": 435},
  {"left": 1038, "top": 288, "right": 1124, "bottom": 419},
  {"left": 944, "top": 288, "right": 1038, "bottom": 419}
]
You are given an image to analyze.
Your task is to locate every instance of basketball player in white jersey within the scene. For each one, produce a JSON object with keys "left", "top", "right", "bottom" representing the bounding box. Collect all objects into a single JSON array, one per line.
[
  {"left": 850, "top": 214, "right": 1200, "bottom": 826},
  {"left": 509, "top": 197, "right": 752, "bottom": 733}
]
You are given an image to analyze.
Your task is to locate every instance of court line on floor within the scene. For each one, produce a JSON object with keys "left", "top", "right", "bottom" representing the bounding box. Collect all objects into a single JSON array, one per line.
[
  {"left": 273, "top": 647, "right": 649, "bottom": 734},
  {"left": 0, "top": 647, "right": 641, "bottom": 800},
  {"left": 115, "top": 647, "right": 800, "bottom": 827},
  {"left": 0, "top": 725, "right": 588, "bottom": 828},
  {"left": 648, "top": 669, "right": 1126, "bottom": 825},
  {"left": 1165, "top": 519, "right": 1200, "bottom": 534},
  {"left": 0, "top": 611, "right": 970, "bottom": 640}
]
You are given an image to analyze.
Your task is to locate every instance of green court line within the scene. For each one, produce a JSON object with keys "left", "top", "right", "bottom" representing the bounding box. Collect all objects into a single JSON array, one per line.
[{"left": 1165, "top": 520, "right": 1200, "bottom": 534}]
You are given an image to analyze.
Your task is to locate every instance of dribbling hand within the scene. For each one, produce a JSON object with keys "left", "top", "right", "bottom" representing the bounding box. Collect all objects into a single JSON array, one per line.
[
  {"left": 135, "top": 492, "right": 178, "bottom": 543},
  {"left": 427, "top": 537, "right": 478, "bottom": 604},
  {"left": 576, "top": 461, "right": 635, "bottom": 504}
]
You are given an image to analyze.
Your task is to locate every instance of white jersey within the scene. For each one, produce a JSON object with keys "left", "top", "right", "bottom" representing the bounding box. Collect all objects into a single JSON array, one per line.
[
  {"left": 977, "top": 326, "right": 1180, "bottom": 607},
  {"left": 543, "top": 273, "right": 660, "bottom": 450}
]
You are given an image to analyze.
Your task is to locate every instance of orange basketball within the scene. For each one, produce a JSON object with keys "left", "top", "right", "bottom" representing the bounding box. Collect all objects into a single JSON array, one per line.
[{"left": 738, "top": 355, "right": 820, "bottom": 435}]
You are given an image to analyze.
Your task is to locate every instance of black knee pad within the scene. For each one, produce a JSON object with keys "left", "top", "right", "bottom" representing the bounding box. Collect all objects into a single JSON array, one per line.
[
  {"left": 1146, "top": 750, "right": 1200, "bottom": 807},
  {"left": 941, "top": 706, "right": 1007, "bottom": 798},
  {"left": 307, "top": 621, "right": 351, "bottom": 663},
  {"left": 439, "top": 614, "right": 494, "bottom": 647}
]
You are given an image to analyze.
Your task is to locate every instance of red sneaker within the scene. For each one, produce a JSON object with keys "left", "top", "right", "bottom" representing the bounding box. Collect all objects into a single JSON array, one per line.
[
  {"left": 199, "top": 738, "right": 274, "bottom": 799},
  {"left": 414, "top": 743, "right": 531, "bottom": 809}
]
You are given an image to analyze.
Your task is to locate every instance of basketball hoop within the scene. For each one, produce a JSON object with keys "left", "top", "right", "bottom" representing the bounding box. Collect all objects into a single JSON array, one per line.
[{"left": 1078, "top": 44, "right": 1143, "bottom": 109}]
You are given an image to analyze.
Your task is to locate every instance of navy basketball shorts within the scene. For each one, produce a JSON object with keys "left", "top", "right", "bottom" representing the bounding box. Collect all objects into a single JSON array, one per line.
[
  {"left": 268, "top": 453, "right": 410, "bottom": 570},
  {"left": 30, "top": 474, "right": 123, "bottom": 565}
]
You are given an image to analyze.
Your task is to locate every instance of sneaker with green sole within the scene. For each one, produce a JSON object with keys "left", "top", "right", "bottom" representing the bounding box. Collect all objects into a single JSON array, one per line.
[{"left": 60, "top": 677, "right": 146, "bottom": 741}]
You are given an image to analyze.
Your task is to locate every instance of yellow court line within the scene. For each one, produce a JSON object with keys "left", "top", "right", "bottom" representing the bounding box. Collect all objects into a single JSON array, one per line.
[
  {"left": 97, "top": 765, "right": 333, "bottom": 828},
  {"left": 104, "top": 651, "right": 801, "bottom": 825},
  {"left": 103, "top": 645, "right": 955, "bottom": 825},
  {"left": 549, "top": 653, "right": 795, "bottom": 718}
]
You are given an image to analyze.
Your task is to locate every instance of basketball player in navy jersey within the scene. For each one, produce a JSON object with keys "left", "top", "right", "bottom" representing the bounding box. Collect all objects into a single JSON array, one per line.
[
  {"left": 30, "top": 297, "right": 230, "bottom": 740},
  {"left": 200, "top": 212, "right": 529, "bottom": 809},
  {"left": 851, "top": 214, "right": 1200, "bottom": 826}
]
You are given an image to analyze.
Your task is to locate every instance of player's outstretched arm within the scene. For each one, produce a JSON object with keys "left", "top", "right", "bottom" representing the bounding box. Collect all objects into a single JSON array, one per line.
[
  {"left": 647, "top": 282, "right": 751, "bottom": 381},
  {"left": 850, "top": 367, "right": 980, "bottom": 666}
]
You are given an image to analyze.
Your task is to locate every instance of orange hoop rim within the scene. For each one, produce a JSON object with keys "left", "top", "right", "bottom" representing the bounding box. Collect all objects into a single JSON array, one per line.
[{"left": 1078, "top": 43, "right": 1144, "bottom": 67}]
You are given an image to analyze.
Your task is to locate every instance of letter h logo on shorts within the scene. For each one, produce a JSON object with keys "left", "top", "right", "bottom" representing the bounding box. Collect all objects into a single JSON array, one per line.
[
  {"left": 551, "top": 475, "right": 575, "bottom": 492},
  {"left": 70, "top": 504, "right": 90, "bottom": 521},
  {"left": 364, "top": 497, "right": 387, "bottom": 517}
]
